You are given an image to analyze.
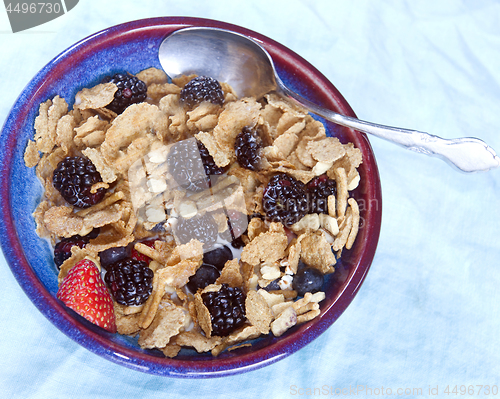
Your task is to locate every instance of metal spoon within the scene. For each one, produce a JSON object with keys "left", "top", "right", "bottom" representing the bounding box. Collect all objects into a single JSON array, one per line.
[{"left": 159, "top": 27, "right": 500, "bottom": 173}]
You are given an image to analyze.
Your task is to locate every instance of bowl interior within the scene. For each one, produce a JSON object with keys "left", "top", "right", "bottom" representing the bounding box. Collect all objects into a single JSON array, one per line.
[{"left": 0, "top": 17, "right": 381, "bottom": 377}]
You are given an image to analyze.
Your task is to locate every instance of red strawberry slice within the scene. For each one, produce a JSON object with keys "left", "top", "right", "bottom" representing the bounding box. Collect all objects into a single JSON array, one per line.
[
  {"left": 131, "top": 239, "right": 156, "bottom": 264},
  {"left": 57, "top": 258, "right": 117, "bottom": 333}
]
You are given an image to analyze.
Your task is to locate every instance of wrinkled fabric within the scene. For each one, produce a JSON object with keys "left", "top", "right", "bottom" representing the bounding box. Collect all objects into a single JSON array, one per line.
[{"left": 1, "top": 1, "right": 499, "bottom": 398}]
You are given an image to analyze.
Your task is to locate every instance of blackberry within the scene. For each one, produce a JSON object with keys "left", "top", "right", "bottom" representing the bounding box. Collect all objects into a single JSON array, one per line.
[
  {"left": 307, "top": 174, "right": 337, "bottom": 214},
  {"left": 234, "top": 126, "right": 262, "bottom": 171},
  {"left": 53, "top": 235, "right": 87, "bottom": 269},
  {"left": 230, "top": 236, "right": 245, "bottom": 250},
  {"left": 202, "top": 284, "right": 246, "bottom": 336},
  {"left": 167, "top": 139, "right": 225, "bottom": 192},
  {"left": 262, "top": 173, "right": 308, "bottom": 227},
  {"left": 174, "top": 213, "right": 218, "bottom": 249},
  {"left": 292, "top": 267, "right": 324, "bottom": 296},
  {"left": 102, "top": 73, "right": 147, "bottom": 114},
  {"left": 197, "top": 140, "right": 227, "bottom": 176},
  {"left": 180, "top": 76, "right": 224, "bottom": 108},
  {"left": 203, "top": 244, "right": 233, "bottom": 271},
  {"left": 53, "top": 156, "right": 106, "bottom": 208},
  {"left": 187, "top": 263, "right": 220, "bottom": 293},
  {"left": 219, "top": 210, "right": 248, "bottom": 242},
  {"left": 86, "top": 228, "right": 101, "bottom": 240},
  {"left": 104, "top": 258, "right": 154, "bottom": 306}
]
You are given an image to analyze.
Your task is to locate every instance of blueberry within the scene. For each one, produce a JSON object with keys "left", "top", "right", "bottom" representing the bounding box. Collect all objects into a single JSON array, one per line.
[
  {"left": 297, "top": 260, "right": 308, "bottom": 272},
  {"left": 263, "top": 279, "right": 280, "bottom": 291},
  {"left": 187, "top": 263, "right": 221, "bottom": 293},
  {"left": 99, "top": 246, "right": 129, "bottom": 269},
  {"left": 203, "top": 244, "right": 233, "bottom": 271},
  {"left": 292, "top": 267, "right": 324, "bottom": 296}
]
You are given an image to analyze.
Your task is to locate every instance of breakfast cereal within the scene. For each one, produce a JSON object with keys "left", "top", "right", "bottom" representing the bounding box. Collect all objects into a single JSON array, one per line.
[{"left": 24, "top": 68, "right": 363, "bottom": 357}]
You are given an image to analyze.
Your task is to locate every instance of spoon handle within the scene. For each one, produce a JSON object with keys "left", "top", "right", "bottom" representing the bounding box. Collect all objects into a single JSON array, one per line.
[{"left": 282, "top": 87, "right": 500, "bottom": 173}]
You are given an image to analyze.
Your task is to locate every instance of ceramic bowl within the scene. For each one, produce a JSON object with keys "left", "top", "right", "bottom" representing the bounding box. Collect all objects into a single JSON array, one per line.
[{"left": 0, "top": 17, "right": 382, "bottom": 377}]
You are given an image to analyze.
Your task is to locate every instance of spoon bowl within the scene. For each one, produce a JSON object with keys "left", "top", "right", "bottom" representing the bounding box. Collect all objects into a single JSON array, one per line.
[
  {"left": 160, "top": 27, "right": 500, "bottom": 173},
  {"left": 0, "top": 17, "right": 383, "bottom": 377},
  {"left": 159, "top": 27, "right": 277, "bottom": 98}
]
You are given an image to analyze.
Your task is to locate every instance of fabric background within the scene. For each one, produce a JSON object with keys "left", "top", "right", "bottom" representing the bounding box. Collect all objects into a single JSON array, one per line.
[{"left": 1, "top": 1, "right": 499, "bottom": 398}]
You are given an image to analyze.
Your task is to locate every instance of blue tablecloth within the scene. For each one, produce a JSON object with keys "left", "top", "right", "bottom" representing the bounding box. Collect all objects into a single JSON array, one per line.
[{"left": 1, "top": 1, "right": 499, "bottom": 397}]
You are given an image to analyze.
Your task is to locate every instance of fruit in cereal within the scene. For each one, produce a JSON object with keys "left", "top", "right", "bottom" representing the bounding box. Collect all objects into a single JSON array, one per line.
[
  {"left": 220, "top": 210, "right": 248, "bottom": 242},
  {"left": 174, "top": 214, "right": 219, "bottom": 248},
  {"left": 187, "top": 263, "right": 221, "bottom": 293},
  {"left": 292, "top": 267, "right": 324, "bottom": 296},
  {"left": 130, "top": 239, "right": 156, "bottom": 264},
  {"left": 57, "top": 258, "right": 116, "bottom": 333},
  {"left": 180, "top": 75, "right": 224, "bottom": 108},
  {"left": 230, "top": 236, "right": 245, "bottom": 249},
  {"left": 104, "top": 258, "right": 154, "bottom": 306},
  {"left": 202, "top": 284, "right": 246, "bottom": 336},
  {"left": 203, "top": 244, "right": 233, "bottom": 271},
  {"left": 197, "top": 139, "right": 227, "bottom": 177},
  {"left": 53, "top": 235, "right": 88, "bottom": 268},
  {"left": 25, "top": 66, "right": 365, "bottom": 357},
  {"left": 98, "top": 246, "right": 129, "bottom": 269},
  {"left": 167, "top": 139, "right": 226, "bottom": 192},
  {"left": 234, "top": 126, "right": 263, "bottom": 171},
  {"left": 262, "top": 279, "right": 280, "bottom": 291},
  {"left": 52, "top": 156, "right": 106, "bottom": 208},
  {"left": 54, "top": 228, "right": 101, "bottom": 268},
  {"left": 102, "top": 73, "right": 147, "bottom": 114},
  {"left": 307, "top": 174, "right": 337, "bottom": 214},
  {"left": 167, "top": 139, "right": 210, "bottom": 192},
  {"left": 262, "top": 173, "right": 309, "bottom": 227}
]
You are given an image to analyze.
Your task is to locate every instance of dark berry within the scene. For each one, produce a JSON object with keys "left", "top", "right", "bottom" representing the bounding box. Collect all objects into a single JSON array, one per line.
[
  {"left": 235, "top": 126, "right": 262, "bottom": 171},
  {"left": 104, "top": 258, "right": 154, "bottom": 306},
  {"left": 53, "top": 235, "right": 87, "bottom": 269},
  {"left": 187, "top": 263, "right": 220, "bottom": 293},
  {"left": 262, "top": 173, "right": 309, "bottom": 227},
  {"left": 53, "top": 228, "right": 100, "bottom": 268},
  {"left": 102, "top": 73, "right": 147, "bottom": 114},
  {"left": 202, "top": 284, "right": 246, "bottom": 336},
  {"left": 86, "top": 228, "right": 101, "bottom": 240},
  {"left": 230, "top": 236, "right": 245, "bottom": 250},
  {"left": 307, "top": 174, "right": 337, "bottom": 214},
  {"left": 180, "top": 76, "right": 224, "bottom": 108},
  {"left": 99, "top": 246, "right": 129, "bottom": 269},
  {"left": 167, "top": 139, "right": 217, "bottom": 192},
  {"left": 197, "top": 140, "right": 227, "bottom": 177},
  {"left": 263, "top": 279, "right": 280, "bottom": 291},
  {"left": 53, "top": 156, "right": 106, "bottom": 208},
  {"left": 219, "top": 210, "right": 248, "bottom": 242},
  {"left": 297, "top": 260, "right": 308, "bottom": 272},
  {"left": 174, "top": 213, "right": 218, "bottom": 249},
  {"left": 292, "top": 267, "right": 324, "bottom": 296},
  {"left": 203, "top": 244, "right": 233, "bottom": 271}
]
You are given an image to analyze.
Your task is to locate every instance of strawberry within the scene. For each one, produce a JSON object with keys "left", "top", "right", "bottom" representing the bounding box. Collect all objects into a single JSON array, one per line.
[
  {"left": 130, "top": 239, "right": 156, "bottom": 264},
  {"left": 57, "top": 258, "right": 117, "bottom": 333}
]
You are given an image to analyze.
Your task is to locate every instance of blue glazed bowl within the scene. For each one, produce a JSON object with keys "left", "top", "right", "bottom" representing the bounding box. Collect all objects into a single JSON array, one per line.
[{"left": 0, "top": 17, "right": 382, "bottom": 377}]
